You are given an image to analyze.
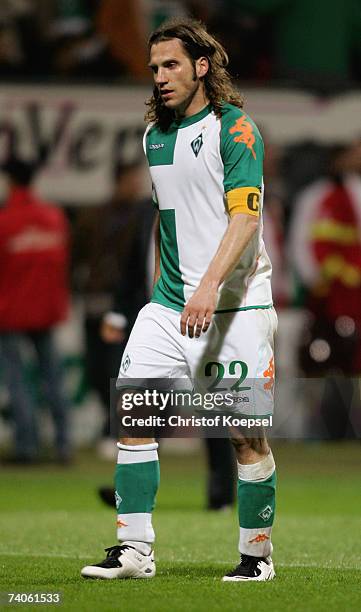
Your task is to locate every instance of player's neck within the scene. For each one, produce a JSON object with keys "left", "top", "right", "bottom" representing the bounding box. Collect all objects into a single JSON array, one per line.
[{"left": 174, "top": 86, "right": 209, "bottom": 120}]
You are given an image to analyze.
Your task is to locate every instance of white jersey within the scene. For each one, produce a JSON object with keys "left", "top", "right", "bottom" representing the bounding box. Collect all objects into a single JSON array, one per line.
[{"left": 144, "top": 102, "right": 272, "bottom": 313}]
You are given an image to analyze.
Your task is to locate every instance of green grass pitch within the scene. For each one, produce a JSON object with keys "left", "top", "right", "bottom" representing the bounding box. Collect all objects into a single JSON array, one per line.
[{"left": 1, "top": 442, "right": 361, "bottom": 611}]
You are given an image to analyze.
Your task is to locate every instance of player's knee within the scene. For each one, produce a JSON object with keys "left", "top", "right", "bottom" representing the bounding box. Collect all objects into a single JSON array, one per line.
[
  {"left": 230, "top": 435, "right": 250, "bottom": 452},
  {"left": 248, "top": 436, "right": 269, "bottom": 454},
  {"left": 230, "top": 430, "right": 269, "bottom": 458},
  {"left": 117, "top": 389, "right": 156, "bottom": 441}
]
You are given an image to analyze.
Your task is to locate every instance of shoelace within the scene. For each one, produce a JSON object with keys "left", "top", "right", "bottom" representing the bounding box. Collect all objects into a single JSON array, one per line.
[
  {"left": 230, "top": 554, "right": 262, "bottom": 576},
  {"left": 104, "top": 544, "right": 133, "bottom": 558},
  {"left": 239, "top": 555, "right": 259, "bottom": 567}
]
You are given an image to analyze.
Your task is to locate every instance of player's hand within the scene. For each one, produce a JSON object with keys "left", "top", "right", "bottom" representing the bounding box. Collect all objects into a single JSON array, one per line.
[
  {"left": 100, "top": 321, "right": 126, "bottom": 344},
  {"left": 180, "top": 284, "right": 218, "bottom": 338}
]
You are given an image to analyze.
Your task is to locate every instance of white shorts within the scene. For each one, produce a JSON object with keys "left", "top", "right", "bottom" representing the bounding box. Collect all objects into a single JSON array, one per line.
[{"left": 117, "top": 303, "right": 277, "bottom": 416}]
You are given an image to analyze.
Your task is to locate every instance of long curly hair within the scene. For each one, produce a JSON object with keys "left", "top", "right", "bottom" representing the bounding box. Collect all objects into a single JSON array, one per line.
[{"left": 145, "top": 18, "right": 244, "bottom": 131}]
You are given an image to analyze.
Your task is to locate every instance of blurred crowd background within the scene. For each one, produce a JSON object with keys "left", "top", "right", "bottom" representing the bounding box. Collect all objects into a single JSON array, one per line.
[
  {"left": 0, "top": 0, "right": 360, "bottom": 91},
  {"left": 0, "top": 0, "right": 361, "bottom": 466}
]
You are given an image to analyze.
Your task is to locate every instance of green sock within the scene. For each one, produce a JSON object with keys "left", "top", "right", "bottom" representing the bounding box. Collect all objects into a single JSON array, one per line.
[
  {"left": 237, "top": 452, "right": 276, "bottom": 557},
  {"left": 115, "top": 443, "right": 160, "bottom": 546}
]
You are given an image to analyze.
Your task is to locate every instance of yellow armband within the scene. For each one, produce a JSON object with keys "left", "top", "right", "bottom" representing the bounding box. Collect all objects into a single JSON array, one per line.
[{"left": 226, "top": 187, "right": 261, "bottom": 218}]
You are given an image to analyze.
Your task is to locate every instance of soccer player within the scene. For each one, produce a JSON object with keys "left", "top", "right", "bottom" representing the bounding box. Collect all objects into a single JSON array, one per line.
[{"left": 81, "top": 17, "right": 277, "bottom": 582}]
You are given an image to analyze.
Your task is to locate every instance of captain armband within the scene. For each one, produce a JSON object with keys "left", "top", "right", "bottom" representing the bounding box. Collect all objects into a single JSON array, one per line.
[{"left": 226, "top": 187, "right": 261, "bottom": 218}]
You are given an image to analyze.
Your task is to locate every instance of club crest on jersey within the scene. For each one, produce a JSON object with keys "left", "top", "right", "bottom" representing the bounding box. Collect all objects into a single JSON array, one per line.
[
  {"left": 190, "top": 133, "right": 203, "bottom": 157},
  {"left": 115, "top": 492, "right": 122, "bottom": 509},
  {"left": 258, "top": 505, "right": 273, "bottom": 522},
  {"left": 121, "top": 354, "right": 131, "bottom": 372}
]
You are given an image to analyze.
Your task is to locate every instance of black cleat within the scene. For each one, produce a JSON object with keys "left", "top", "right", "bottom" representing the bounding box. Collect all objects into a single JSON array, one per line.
[
  {"left": 223, "top": 554, "right": 275, "bottom": 581},
  {"left": 81, "top": 544, "right": 155, "bottom": 579}
]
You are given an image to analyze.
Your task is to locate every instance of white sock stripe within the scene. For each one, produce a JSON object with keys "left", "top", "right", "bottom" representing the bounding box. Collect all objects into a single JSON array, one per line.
[
  {"left": 237, "top": 451, "right": 275, "bottom": 481},
  {"left": 117, "top": 513, "right": 155, "bottom": 544},
  {"left": 117, "top": 442, "right": 159, "bottom": 452},
  {"left": 117, "top": 449, "right": 158, "bottom": 464},
  {"left": 239, "top": 526, "right": 273, "bottom": 557}
]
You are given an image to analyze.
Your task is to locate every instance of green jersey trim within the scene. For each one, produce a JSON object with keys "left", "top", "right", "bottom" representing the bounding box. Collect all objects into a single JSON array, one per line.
[
  {"left": 214, "top": 304, "right": 273, "bottom": 314},
  {"left": 151, "top": 296, "right": 183, "bottom": 312},
  {"left": 171, "top": 104, "right": 212, "bottom": 129},
  {"left": 151, "top": 209, "right": 185, "bottom": 310},
  {"left": 146, "top": 126, "right": 178, "bottom": 166}
]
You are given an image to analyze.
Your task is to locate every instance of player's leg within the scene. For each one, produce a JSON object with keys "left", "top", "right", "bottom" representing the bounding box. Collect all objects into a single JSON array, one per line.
[
  {"left": 81, "top": 303, "right": 188, "bottom": 579},
  {"left": 81, "top": 428, "right": 159, "bottom": 579},
  {"left": 191, "top": 306, "right": 277, "bottom": 581},
  {"left": 220, "top": 308, "right": 277, "bottom": 581},
  {"left": 115, "top": 434, "right": 159, "bottom": 556},
  {"left": 222, "top": 429, "right": 276, "bottom": 581},
  {"left": 30, "top": 330, "right": 71, "bottom": 462},
  {"left": 0, "top": 332, "right": 39, "bottom": 461}
]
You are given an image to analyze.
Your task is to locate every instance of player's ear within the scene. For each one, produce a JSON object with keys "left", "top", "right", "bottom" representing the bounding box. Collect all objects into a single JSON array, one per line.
[{"left": 196, "top": 56, "right": 209, "bottom": 79}]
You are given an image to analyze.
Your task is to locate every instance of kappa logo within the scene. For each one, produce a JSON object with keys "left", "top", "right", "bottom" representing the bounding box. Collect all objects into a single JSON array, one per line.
[
  {"left": 149, "top": 143, "right": 164, "bottom": 150},
  {"left": 190, "top": 133, "right": 203, "bottom": 157},
  {"left": 122, "top": 354, "right": 131, "bottom": 372},
  {"left": 115, "top": 491, "right": 122, "bottom": 510},
  {"left": 258, "top": 505, "right": 273, "bottom": 522},
  {"left": 249, "top": 533, "right": 270, "bottom": 544},
  {"left": 263, "top": 356, "right": 275, "bottom": 390},
  {"left": 229, "top": 115, "right": 256, "bottom": 159}
]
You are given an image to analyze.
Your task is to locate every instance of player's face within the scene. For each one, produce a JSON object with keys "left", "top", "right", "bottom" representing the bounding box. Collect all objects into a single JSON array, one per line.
[{"left": 149, "top": 38, "right": 209, "bottom": 117}]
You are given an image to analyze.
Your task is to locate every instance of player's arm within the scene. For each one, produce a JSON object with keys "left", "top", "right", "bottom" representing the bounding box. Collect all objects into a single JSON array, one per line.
[
  {"left": 180, "top": 209, "right": 259, "bottom": 337},
  {"left": 181, "top": 108, "right": 264, "bottom": 338}
]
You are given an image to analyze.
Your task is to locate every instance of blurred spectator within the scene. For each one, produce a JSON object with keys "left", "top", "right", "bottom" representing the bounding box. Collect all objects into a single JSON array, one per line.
[
  {"left": 207, "top": 3, "right": 273, "bottom": 82},
  {"left": 96, "top": 0, "right": 210, "bottom": 81},
  {"left": 0, "top": 0, "right": 49, "bottom": 79},
  {"left": 290, "top": 139, "right": 361, "bottom": 341},
  {"left": 227, "top": 0, "right": 361, "bottom": 90},
  {"left": 282, "top": 142, "right": 330, "bottom": 224},
  {"left": 0, "top": 15, "right": 23, "bottom": 78},
  {"left": 72, "top": 159, "right": 150, "bottom": 453},
  {"left": 289, "top": 139, "right": 361, "bottom": 437},
  {"left": 1, "top": 0, "right": 359, "bottom": 89},
  {"left": 262, "top": 136, "right": 289, "bottom": 306},
  {"left": 96, "top": 0, "right": 149, "bottom": 80},
  {"left": 0, "top": 157, "right": 71, "bottom": 463},
  {"left": 142, "top": 0, "right": 194, "bottom": 31},
  {"left": 50, "top": 0, "right": 119, "bottom": 80}
]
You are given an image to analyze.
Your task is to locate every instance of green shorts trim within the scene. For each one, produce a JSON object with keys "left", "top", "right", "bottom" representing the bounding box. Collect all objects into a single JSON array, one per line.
[
  {"left": 150, "top": 300, "right": 274, "bottom": 315},
  {"left": 214, "top": 304, "right": 273, "bottom": 314}
]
